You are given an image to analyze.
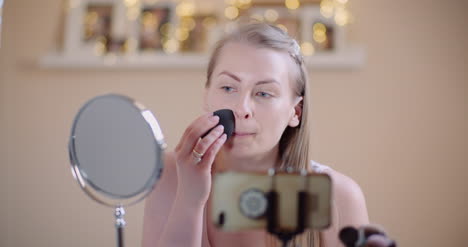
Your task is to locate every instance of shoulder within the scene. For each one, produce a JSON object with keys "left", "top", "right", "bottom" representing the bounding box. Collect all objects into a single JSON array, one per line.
[
  {"left": 310, "top": 160, "right": 365, "bottom": 214},
  {"left": 317, "top": 164, "right": 369, "bottom": 246},
  {"left": 328, "top": 168, "right": 369, "bottom": 227}
]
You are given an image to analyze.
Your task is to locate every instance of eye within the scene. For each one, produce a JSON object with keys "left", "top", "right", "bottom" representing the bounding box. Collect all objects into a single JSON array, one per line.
[
  {"left": 221, "top": 86, "right": 235, "bottom": 93},
  {"left": 256, "top": 91, "right": 272, "bottom": 98}
]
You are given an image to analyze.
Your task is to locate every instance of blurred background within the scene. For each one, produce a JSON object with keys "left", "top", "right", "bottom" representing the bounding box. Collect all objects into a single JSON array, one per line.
[{"left": 1, "top": 0, "right": 467, "bottom": 246}]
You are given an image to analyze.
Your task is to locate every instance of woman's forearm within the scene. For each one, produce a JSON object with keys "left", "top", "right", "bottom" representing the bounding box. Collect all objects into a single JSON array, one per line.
[{"left": 157, "top": 195, "right": 205, "bottom": 247}]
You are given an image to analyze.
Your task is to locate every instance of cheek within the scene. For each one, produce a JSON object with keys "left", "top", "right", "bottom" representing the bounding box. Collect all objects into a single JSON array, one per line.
[
  {"left": 205, "top": 92, "right": 230, "bottom": 111},
  {"left": 257, "top": 104, "right": 292, "bottom": 132}
]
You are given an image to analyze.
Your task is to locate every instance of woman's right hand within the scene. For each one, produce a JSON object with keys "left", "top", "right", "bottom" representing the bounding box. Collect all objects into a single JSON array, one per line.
[{"left": 173, "top": 113, "right": 227, "bottom": 207}]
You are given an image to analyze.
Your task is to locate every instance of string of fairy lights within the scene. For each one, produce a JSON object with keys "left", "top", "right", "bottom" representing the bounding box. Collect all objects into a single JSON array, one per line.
[{"left": 80, "top": 0, "right": 353, "bottom": 56}]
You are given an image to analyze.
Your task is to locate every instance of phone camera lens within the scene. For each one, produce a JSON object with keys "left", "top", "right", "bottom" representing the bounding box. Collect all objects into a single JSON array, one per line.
[{"left": 239, "top": 189, "right": 268, "bottom": 219}]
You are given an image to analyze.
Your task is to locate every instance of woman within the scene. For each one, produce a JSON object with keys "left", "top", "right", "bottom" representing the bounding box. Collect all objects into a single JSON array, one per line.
[{"left": 142, "top": 23, "right": 394, "bottom": 247}]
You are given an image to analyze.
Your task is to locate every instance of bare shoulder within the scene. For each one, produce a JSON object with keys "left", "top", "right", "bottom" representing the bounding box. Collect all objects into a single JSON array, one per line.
[
  {"left": 326, "top": 168, "right": 369, "bottom": 226},
  {"left": 319, "top": 167, "right": 369, "bottom": 246},
  {"left": 141, "top": 151, "right": 178, "bottom": 247}
]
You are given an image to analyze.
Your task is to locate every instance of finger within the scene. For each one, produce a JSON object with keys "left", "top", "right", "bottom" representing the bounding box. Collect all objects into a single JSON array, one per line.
[
  {"left": 176, "top": 113, "right": 212, "bottom": 151},
  {"left": 199, "top": 134, "right": 227, "bottom": 169},
  {"left": 192, "top": 125, "right": 224, "bottom": 157},
  {"left": 366, "top": 235, "right": 396, "bottom": 247},
  {"left": 182, "top": 114, "right": 220, "bottom": 154},
  {"left": 176, "top": 113, "right": 219, "bottom": 152}
]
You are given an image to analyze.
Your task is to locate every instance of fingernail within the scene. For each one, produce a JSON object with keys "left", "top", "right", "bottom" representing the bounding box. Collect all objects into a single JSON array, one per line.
[
  {"left": 216, "top": 125, "right": 224, "bottom": 132},
  {"left": 210, "top": 115, "right": 219, "bottom": 122}
]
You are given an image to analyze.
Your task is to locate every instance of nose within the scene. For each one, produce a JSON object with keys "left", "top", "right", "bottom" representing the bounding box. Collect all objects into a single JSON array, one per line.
[{"left": 233, "top": 95, "right": 253, "bottom": 120}]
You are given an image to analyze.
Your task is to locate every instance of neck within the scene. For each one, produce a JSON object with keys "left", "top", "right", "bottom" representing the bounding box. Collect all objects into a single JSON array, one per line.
[{"left": 213, "top": 146, "right": 280, "bottom": 173}]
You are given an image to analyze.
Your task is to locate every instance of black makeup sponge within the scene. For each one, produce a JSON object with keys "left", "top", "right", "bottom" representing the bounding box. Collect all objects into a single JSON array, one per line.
[{"left": 202, "top": 109, "right": 235, "bottom": 140}]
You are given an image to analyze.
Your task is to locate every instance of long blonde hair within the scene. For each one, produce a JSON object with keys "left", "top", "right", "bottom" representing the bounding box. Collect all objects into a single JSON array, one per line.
[{"left": 206, "top": 22, "right": 318, "bottom": 247}]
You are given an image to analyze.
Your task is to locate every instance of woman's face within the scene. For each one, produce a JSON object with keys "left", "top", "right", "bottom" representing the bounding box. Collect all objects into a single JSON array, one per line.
[{"left": 204, "top": 42, "right": 302, "bottom": 159}]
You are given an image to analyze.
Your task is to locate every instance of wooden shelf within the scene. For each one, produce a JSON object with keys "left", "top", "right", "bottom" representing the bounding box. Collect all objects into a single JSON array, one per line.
[{"left": 39, "top": 46, "right": 365, "bottom": 70}]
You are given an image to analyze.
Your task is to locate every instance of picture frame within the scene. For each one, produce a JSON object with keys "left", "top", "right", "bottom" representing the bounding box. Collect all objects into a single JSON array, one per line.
[
  {"left": 137, "top": 2, "right": 176, "bottom": 53},
  {"left": 296, "top": 5, "right": 345, "bottom": 53},
  {"left": 64, "top": 0, "right": 118, "bottom": 57}
]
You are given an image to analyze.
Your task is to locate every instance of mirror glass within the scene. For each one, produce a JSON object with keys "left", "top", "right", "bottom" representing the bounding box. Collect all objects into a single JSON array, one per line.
[{"left": 69, "top": 94, "right": 165, "bottom": 206}]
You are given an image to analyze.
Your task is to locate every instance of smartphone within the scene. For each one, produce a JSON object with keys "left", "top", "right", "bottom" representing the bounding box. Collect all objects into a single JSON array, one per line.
[{"left": 210, "top": 171, "right": 332, "bottom": 232}]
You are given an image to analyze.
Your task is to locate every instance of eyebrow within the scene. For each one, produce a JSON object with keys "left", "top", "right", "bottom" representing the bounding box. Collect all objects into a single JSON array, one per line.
[{"left": 218, "top": 71, "right": 280, "bottom": 85}]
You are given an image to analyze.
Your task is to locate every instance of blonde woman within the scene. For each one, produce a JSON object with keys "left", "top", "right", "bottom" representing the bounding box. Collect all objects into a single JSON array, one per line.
[{"left": 142, "top": 23, "right": 395, "bottom": 247}]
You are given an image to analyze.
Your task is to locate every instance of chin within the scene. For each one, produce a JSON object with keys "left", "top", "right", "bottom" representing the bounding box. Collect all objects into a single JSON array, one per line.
[{"left": 222, "top": 141, "right": 256, "bottom": 158}]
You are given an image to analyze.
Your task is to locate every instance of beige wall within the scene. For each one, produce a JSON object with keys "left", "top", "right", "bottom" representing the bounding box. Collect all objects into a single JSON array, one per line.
[{"left": 2, "top": 0, "right": 467, "bottom": 246}]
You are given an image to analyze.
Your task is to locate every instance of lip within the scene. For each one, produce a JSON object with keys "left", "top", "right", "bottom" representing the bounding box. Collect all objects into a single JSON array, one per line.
[{"left": 233, "top": 132, "right": 255, "bottom": 137}]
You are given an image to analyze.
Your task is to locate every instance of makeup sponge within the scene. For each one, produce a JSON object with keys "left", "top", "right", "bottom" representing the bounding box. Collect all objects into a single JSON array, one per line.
[{"left": 202, "top": 109, "right": 235, "bottom": 140}]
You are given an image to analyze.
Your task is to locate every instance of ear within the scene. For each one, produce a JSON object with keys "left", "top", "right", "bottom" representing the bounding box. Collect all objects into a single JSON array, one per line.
[{"left": 288, "top": 96, "right": 303, "bottom": 128}]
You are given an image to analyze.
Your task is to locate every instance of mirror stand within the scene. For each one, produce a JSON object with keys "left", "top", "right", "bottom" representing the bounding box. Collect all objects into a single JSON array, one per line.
[{"left": 115, "top": 205, "right": 126, "bottom": 247}]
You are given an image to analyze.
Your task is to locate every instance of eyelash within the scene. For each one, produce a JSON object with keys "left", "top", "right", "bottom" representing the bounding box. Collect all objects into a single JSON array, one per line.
[
  {"left": 256, "top": 92, "right": 272, "bottom": 98},
  {"left": 221, "top": 86, "right": 234, "bottom": 93},
  {"left": 220, "top": 86, "right": 273, "bottom": 98}
]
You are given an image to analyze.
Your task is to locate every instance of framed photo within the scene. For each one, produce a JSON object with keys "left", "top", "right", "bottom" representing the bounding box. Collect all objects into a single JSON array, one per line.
[
  {"left": 83, "top": 4, "right": 113, "bottom": 43},
  {"left": 64, "top": 0, "right": 118, "bottom": 56},
  {"left": 138, "top": 3, "right": 175, "bottom": 52},
  {"left": 297, "top": 5, "right": 345, "bottom": 53},
  {"left": 310, "top": 20, "right": 335, "bottom": 52}
]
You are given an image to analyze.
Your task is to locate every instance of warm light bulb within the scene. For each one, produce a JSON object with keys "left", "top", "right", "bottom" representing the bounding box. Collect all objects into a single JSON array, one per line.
[
  {"left": 313, "top": 32, "right": 327, "bottom": 43},
  {"left": 334, "top": 8, "right": 349, "bottom": 26},
  {"left": 176, "top": 2, "right": 195, "bottom": 17},
  {"left": 182, "top": 17, "right": 196, "bottom": 30},
  {"left": 320, "top": 0, "right": 334, "bottom": 18},
  {"left": 124, "top": 0, "right": 138, "bottom": 7},
  {"left": 163, "top": 39, "right": 179, "bottom": 53},
  {"left": 285, "top": 0, "right": 300, "bottom": 10},
  {"left": 264, "top": 9, "right": 279, "bottom": 23},
  {"left": 224, "top": 6, "right": 239, "bottom": 20},
  {"left": 300, "top": 42, "right": 315, "bottom": 56},
  {"left": 313, "top": 22, "right": 327, "bottom": 33}
]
